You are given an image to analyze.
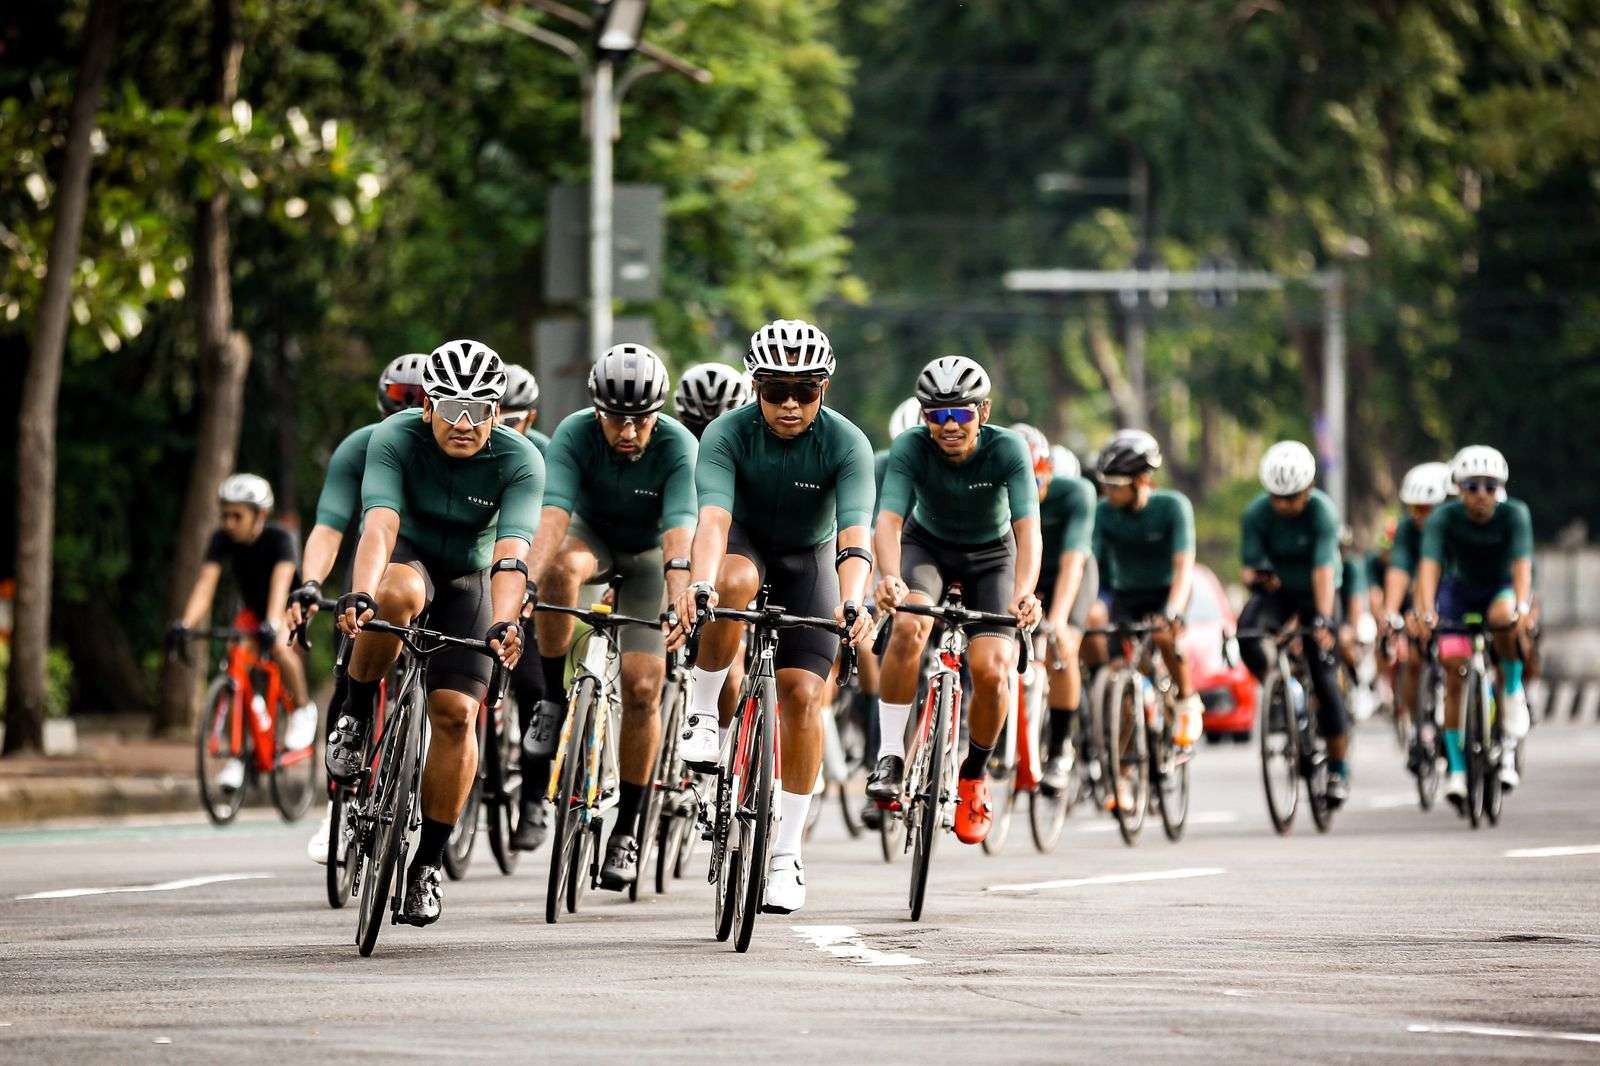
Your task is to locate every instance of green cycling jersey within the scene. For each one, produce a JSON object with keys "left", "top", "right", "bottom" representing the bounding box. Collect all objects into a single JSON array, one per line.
[
  {"left": 314, "top": 416, "right": 397, "bottom": 532},
  {"left": 542, "top": 409, "right": 698, "bottom": 554},
  {"left": 361, "top": 413, "right": 545, "bottom": 576},
  {"left": 1038, "top": 474, "right": 1097, "bottom": 577},
  {"left": 877, "top": 424, "right": 1037, "bottom": 544},
  {"left": 696, "top": 403, "right": 875, "bottom": 551},
  {"left": 527, "top": 428, "right": 550, "bottom": 456},
  {"left": 1421, "top": 498, "right": 1533, "bottom": 587},
  {"left": 873, "top": 449, "right": 890, "bottom": 519},
  {"left": 1093, "top": 489, "right": 1194, "bottom": 593},
  {"left": 1341, "top": 556, "right": 1366, "bottom": 601},
  {"left": 1239, "top": 488, "right": 1342, "bottom": 594},
  {"left": 1387, "top": 515, "right": 1426, "bottom": 577}
]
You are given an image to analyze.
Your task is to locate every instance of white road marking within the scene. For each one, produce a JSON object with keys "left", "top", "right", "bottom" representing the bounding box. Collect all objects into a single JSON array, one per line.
[
  {"left": 1076, "top": 810, "right": 1239, "bottom": 834},
  {"left": 14, "top": 872, "right": 272, "bottom": 901},
  {"left": 791, "top": 925, "right": 926, "bottom": 967},
  {"left": 1222, "top": 989, "right": 1252, "bottom": 998},
  {"left": 1409, "top": 1023, "right": 1600, "bottom": 1045},
  {"left": 1365, "top": 792, "right": 1418, "bottom": 810},
  {"left": 986, "top": 866, "right": 1226, "bottom": 894},
  {"left": 1504, "top": 844, "right": 1600, "bottom": 859}
]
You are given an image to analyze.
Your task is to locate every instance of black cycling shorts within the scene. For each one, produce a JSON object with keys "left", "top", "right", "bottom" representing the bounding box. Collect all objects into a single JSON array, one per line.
[
  {"left": 1109, "top": 586, "right": 1179, "bottom": 626},
  {"left": 1038, "top": 553, "right": 1099, "bottom": 630},
  {"left": 725, "top": 522, "right": 839, "bottom": 680},
  {"left": 391, "top": 537, "right": 494, "bottom": 702},
  {"left": 900, "top": 518, "right": 1017, "bottom": 639}
]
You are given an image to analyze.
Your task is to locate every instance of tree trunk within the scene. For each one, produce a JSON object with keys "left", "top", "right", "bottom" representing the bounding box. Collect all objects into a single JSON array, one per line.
[
  {"left": 153, "top": 0, "right": 250, "bottom": 737},
  {"left": 1084, "top": 299, "right": 1142, "bottom": 430},
  {"left": 4, "top": 0, "right": 122, "bottom": 757},
  {"left": 59, "top": 600, "right": 150, "bottom": 714}
]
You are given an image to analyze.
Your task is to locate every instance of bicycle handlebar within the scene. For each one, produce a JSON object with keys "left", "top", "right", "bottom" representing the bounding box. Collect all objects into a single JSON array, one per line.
[
  {"left": 289, "top": 596, "right": 339, "bottom": 650},
  {"left": 872, "top": 601, "right": 1030, "bottom": 675},
  {"left": 684, "top": 591, "right": 866, "bottom": 687},
  {"left": 532, "top": 601, "right": 661, "bottom": 631},
  {"left": 352, "top": 617, "right": 511, "bottom": 708}
]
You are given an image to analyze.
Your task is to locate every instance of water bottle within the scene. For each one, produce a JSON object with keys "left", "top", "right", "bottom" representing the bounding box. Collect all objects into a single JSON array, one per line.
[
  {"left": 250, "top": 693, "right": 271, "bottom": 733},
  {"left": 1287, "top": 677, "right": 1308, "bottom": 732},
  {"left": 1139, "top": 675, "right": 1158, "bottom": 728}
]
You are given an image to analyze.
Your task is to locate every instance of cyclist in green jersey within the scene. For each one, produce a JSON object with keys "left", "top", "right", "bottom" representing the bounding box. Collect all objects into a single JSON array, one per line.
[
  {"left": 284, "top": 353, "right": 428, "bottom": 865},
  {"left": 1012, "top": 426, "right": 1098, "bottom": 794},
  {"left": 1090, "top": 430, "right": 1203, "bottom": 761},
  {"left": 1338, "top": 525, "right": 1369, "bottom": 676},
  {"left": 1377, "top": 462, "right": 1452, "bottom": 749},
  {"left": 673, "top": 362, "right": 752, "bottom": 439},
  {"left": 516, "top": 345, "right": 697, "bottom": 887},
  {"left": 1413, "top": 445, "right": 1534, "bottom": 803},
  {"left": 866, "top": 358, "right": 1042, "bottom": 846},
  {"left": 1238, "top": 440, "right": 1351, "bottom": 805},
  {"left": 328, "top": 340, "right": 544, "bottom": 928},
  {"left": 666, "top": 319, "right": 875, "bottom": 914},
  {"left": 496, "top": 363, "right": 549, "bottom": 453}
]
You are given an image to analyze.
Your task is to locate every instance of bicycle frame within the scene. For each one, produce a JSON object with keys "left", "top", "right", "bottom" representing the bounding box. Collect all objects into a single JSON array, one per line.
[{"left": 195, "top": 621, "right": 298, "bottom": 775}]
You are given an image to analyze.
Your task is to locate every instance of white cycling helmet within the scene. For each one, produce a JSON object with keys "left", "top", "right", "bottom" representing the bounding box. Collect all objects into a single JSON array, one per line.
[
  {"left": 423, "top": 339, "right": 507, "bottom": 402},
  {"left": 888, "top": 397, "right": 921, "bottom": 438},
  {"left": 376, "top": 353, "right": 429, "bottom": 416},
  {"left": 1450, "top": 444, "right": 1509, "bottom": 486},
  {"left": 916, "top": 356, "right": 991, "bottom": 406},
  {"left": 1398, "top": 461, "right": 1452, "bottom": 506},
  {"left": 746, "top": 319, "right": 835, "bottom": 377},
  {"left": 675, "top": 363, "right": 752, "bottom": 424},
  {"left": 589, "top": 343, "right": 669, "bottom": 415},
  {"left": 1259, "top": 440, "right": 1317, "bottom": 496},
  {"left": 501, "top": 363, "right": 540, "bottom": 413},
  {"left": 218, "top": 473, "right": 274, "bottom": 512},
  {"left": 1051, "top": 444, "right": 1081, "bottom": 480}
]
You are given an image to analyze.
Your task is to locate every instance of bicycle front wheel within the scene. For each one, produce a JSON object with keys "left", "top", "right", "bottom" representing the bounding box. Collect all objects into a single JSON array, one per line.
[
  {"left": 1153, "top": 705, "right": 1190, "bottom": 842},
  {"left": 485, "top": 702, "right": 522, "bottom": 876},
  {"left": 546, "top": 680, "right": 595, "bottom": 924},
  {"left": 196, "top": 678, "right": 247, "bottom": 826},
  {"left": 1105, "top": 673, "right": 1148, "bottom": 846},
  {"left": 357, "top": 688, "right": 422, "bottom": 957},
  {"left": 908, "top": 675, "right": 952, "bottom": 922},
  {"left": 734, "top": 686, "right": 777, "bottom": 952},
  {"left": 1259, "top": 672, "right": 1299, "bottom": 834},
  {"left": 269, "top": 695, "right": 317, "bottom": 823}
]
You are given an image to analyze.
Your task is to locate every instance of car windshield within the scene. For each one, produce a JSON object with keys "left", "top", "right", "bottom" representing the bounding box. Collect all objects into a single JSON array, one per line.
[{"left": 1188, "top": 574, "right": 1223, "bottom": 624}]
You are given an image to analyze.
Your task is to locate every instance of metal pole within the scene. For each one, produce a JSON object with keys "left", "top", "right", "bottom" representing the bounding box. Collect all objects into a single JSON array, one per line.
[
  {"left": 1321, "top": 270, "right": 1347, "bottom": 516},
  {"left": 589, "top": 56, "right": 614, "bottom": 362}
]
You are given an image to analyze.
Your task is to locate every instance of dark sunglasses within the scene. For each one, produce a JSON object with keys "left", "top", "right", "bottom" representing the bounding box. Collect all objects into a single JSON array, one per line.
[
  {"left": 757, "top": 379, "right": 823, "bottom": 405},
  {"left": 923, "top": 406, "right": 978, "bottom": 426},
  {"left": 1459, "top": 478, "right": 1501, "bottom": 495}
]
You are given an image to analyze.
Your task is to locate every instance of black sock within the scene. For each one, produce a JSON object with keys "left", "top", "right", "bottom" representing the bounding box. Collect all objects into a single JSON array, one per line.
[
  {"left": 541, "top": 655, "right": 568, "bottom": 703},
  {"left": 959, "top": 740, "right": 993, "bottom": 780},
  {"left": 326, "top": 671, "right": 349, "bottom": 734},
  {"left": 414, "top": 817, "right": 454, "bottom": 868},
  {"left": 344, "top": 677, "right": 379, "bottom": 726},
  {"left": 616, "top": 781, "right": 646, "bottom": 838},
  {"left": 522, "top": 756, "right": 552, "bottom": 805},
  {"left": 1047, "top": 704, "right": 1077, "bottom": 758}
]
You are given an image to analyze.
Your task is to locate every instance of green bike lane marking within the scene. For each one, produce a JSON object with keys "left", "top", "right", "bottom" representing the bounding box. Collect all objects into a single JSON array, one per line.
[{"left": 0, "top": 813, "right": 302, "bottom": 847}]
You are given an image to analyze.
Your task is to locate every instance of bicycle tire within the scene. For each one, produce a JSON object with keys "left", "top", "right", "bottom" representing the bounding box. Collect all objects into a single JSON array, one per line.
[
  {"left": 567, "top": 821, "right": 594, "bottom": 914},
  {"left": 357, "top": 687, "right": 421, "bottom": 957},
  {"left": 1153, "top": 701, "right": 1190, "bottom": 842},
  {"left": 908, "top": 674, "right": 952, "bottom": 922},
  {"left": 443, "top": 775, "right": 482, "bottom": 880},
  {"left": 1105, "top": 673, "right": 1148, "bottom": 846},
  {"left": 735, "top": 685, "right": 777, "bottom": 951},
  {"left": 981, "top": 711, "right": 1016, "bottom": 856},
  {"left": 712, "top": 698, "right": 744, "bottom": 942},
  {"left": 485, "top": 701, "right": 522, "bottom": 875},
  {"left": 268, "top": 692, "right": 317, "bottom": 823},
  {"left": 1484, "top": 688, "right": 1504, "bottom": 826},
  {"left": 196, "top": 677, "right": 247, "bottom": 826},
  {"left": 546, "top": 678, "right": 595, "bottom": 924},
  {"left": 631, "top": 720, "right": 673, "bottom": 903},
  {"left": 325, "top": 785, "right": 357, "bottom": 909},
  {"left": 1464, "top": 667, "right": 1485, "bottom": 829},
  {"left": 1259, "top": 672, "right": 1299, "bottom": 834}
]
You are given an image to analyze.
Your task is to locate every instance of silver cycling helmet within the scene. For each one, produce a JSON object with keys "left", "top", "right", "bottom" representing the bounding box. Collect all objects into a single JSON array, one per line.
[
  {"left": 501, "top": 363, "right": 540, "bottom": 413},
  {"left": 915, "top": 356, "right": 991, "bottom": 406},
  {"left": 218, "top": 473, "right": 274, "bottom": 512},
  {"left": 1051, "top": 444, "right": 1081, "bottom": 480},
  {"left": 1398, "top": 461, "right": 1451, "bottom": 506},
  {"left": 589, "top": 343, "right": 669, "bottom": 415},
  {"left": 376, "top": 353, "right": 428, "bottom": 416},
  {"left": 1259, "top": 440, "right": 1317, "bottom": 496},
  {"left": 888, "top": 397, "right": 921, "bottom": 438},
  {"left": 422, "top": 339, "right": 507, "bottom": 402},
  {"left": 674, "top": 363, "right": 751, "bottom": 425},
  {"left": 746, "top": 319, "right": 835, "bottom": 377},
  {"left": 1450, "top": 444, "right": 1509, "bottom": 486}
]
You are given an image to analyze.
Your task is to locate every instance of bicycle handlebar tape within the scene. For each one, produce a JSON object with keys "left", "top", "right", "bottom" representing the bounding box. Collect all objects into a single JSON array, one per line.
[{"left": 837, "top": 602, "right": 860, "bottom": 688}]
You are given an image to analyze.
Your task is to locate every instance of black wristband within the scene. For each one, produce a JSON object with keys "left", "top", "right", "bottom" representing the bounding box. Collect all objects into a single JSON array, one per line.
[
  {"left": 491, "top": 557, "right": 529, "bottom": 580},
  {"left": 664, "top": 557, "right": 691, "bottom": 574},
  {"left": 835, "top": 546, "right": 873, "bottom": 570}
]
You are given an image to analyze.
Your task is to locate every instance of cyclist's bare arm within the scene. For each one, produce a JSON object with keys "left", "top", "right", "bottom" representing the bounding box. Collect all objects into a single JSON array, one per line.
[
  {"left": 179, "top": 562, "right": 223, "bottom": 629},
  {"left": 662, "top": 525, "right": 693, "bottom": 609},
  {"left": 488, "top": 536, "right": 531, "bottom": 666},
  {"left": 1311, "top": 563, "right": 1337, "bottom": 620},
  {"left": 523, "top": 505, "right": 573, "bottom": 591},
  {"left": 872, "top": 510, "right": 906, "bottom": 613},
  {"left": 341, "top": 507, "right": 399, "bottom": 633},
  {"left": 836, "top": 524, "right": 873, "bottom": 643},
  {"left": 676, "top": 505, "right": 732, "bottom": 626},
  {"left": 1511, "top": 558, "right": 1534, "bottom": 633},
  {"left": 1010, "top": 513, "right": 1042, "bottom": 614},
  {"left": 300, "top": 524, "right": 343, "bottom": 588},
  {"left": 1049, "top": 550, "right": 1087, "bottom": 632},
  {"left": 1167, "top": 551, "right": 1195, "bottom": 618},
  {"left": 266, "top": 560, "right": 297, "bottom": 636},
  {"left": 1382, "top": 567, "right": 1411, "bottom": 621}
]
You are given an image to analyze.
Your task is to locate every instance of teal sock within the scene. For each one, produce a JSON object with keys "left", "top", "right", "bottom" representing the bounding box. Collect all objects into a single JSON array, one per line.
[
  {"left": 1502, "top": 659, "right": 1524, "bottom": 695},
  {"left": 1330, "top": 758, "right": 1348, "bottom": 778},
  {"left": 1444, "top": 729, "right": 1465, "bottom": 772}
]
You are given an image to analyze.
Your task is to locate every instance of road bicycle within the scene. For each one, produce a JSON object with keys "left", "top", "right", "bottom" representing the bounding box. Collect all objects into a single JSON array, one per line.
[
  {"left": 803, "top": 694, "right": 867, "bottom": 843},
  {"left": 1085, "top": 622, "right": 1190, "bottom": 845},
  {"left": 1434, "top": 613, "right": 1514, "bottom": 829},
  {"left": 177, "top": 617, "right": 317, "bottom": 826},
  {"left": 647, "top": 654, "right": 703, "bottom": 895},
  {"left": 872, "top": 588, "right": 1026, "bottom": 922},
  {"left": 687, "top": 586, "right": 861, "bottom": 952},
  {"left": 1401, "top": 635, "right": 1445, "bottom": 811},
  {"left": 1244, "top": 624, "right": 1334, "bottom": 835},
  {"left": 442, "top": 681, "right": 525, "bottom": 880},
  {"left": 1021, "top": 625, "right": 1074, "bottom": 852}
]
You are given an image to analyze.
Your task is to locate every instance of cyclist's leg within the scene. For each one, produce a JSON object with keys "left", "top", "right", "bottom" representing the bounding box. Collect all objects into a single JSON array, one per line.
[
  {"left": 681, "top": 524, "right": 761, "bottom": 759},
  {"left": 271, "top": 636, "right": 312, "bottom": 709},
  {"left": 532, "top": 517, "right": 604, "bottom": 709},
  {"left": 1485, "top": 589, "right": 1527, "bottom": 771},
  {"left": 1235, "top": 588, "right": 1284, "bottom": 685},
  {"left": 1045, "top": 554, "right": 1095, "bottom": 761},
  {"left": 1436, "top": 579, "right": 1486, "bottom": 784},
  {"left": 1296, "top": 594, "right": 1349, "bottom": 775},
  {"left": 606, "top": 548, "right": 668, "bottom": 873},
  {"left": 329, "top": 552, "right": 427, "bottom": 780},
  {"left": 952, "top": 528, "right": 1019, "bottom": 779},
  {"left": 869, "top": 526, "right": 938, "bottom": 793}
]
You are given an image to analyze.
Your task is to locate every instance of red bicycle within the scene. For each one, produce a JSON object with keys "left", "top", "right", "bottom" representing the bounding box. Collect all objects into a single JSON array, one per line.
[{"left": 181, "top": 611, "right": 318, "bottom": 825}]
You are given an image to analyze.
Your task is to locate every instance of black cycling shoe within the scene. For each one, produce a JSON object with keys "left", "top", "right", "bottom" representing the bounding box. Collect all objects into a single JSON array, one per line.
[
  {"left": 522, "top": 700, "right": 566, "bottom": 758},
  {"left": 597, "top": 832, "right": 639, "bottom": 891},
  {"left": 865, "top": 754, "right": 905, "bottom": 803},
  {"left": 859, "top": 800, "right": 883, "bottom": 831},
  {"left": 1326, "top": 773, "right": 1350, "bottom": 810},
  {"left": 398, "top": 863, "right": 444, "bottom": 927},
  {"left": 324, "top": 714, "right": 370, "bottom": 785},
  {"left": 511, "top": 799, "right": 549, "bottom": 852}
]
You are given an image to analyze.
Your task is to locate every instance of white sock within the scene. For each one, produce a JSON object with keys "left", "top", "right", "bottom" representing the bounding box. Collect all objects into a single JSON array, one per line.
[
  {"left": 877, "top": 701, "right": 912, "bottom": 760},
  {"left": 688, "top": 665, "right": 732, "bottom": 722},
  {"left": 774, "top": 788, "right": 810, "bottom": 859}
]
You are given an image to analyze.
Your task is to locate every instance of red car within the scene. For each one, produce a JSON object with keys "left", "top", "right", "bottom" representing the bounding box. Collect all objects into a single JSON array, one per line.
[{"left": 1181, "top": 564, "right": 1258, "bottom": 742}]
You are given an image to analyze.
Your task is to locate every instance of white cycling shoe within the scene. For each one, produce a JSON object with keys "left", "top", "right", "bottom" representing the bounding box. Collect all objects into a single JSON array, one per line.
[
  {"left": 678, "top": 714, "right": 721, "bottom": 768},
  {"left": 1175, "top": 694, "right": 1205, "bottom": 748},
  {"left": 217, "top": 758, "right": 246, "bottom": 792},
  {"left": 1501, "top": 690, "right": 1530, "bottom": 741},
  {"left": 762, "top": 854, "right": 806, "bottom": 914},
  {"left": 1499, "top": 752, "right": 1520, "bottom": 792},
  {"left": 1444, "top": 770, "right": 1467, "bottom": 812},
  {"left": 283, "top": 703, "right": 320, "bottom": 752},
  {"left": 306, "top": 803, "right": 334, "bottom": 865}
]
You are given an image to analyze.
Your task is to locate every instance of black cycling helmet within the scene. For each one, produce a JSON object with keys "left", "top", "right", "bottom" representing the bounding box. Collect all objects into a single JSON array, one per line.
[
  {"left": 376, "top": 353, "right": 429, "bottom": 416},
  {"left": 1096, "top": 428, "right": 1163, "bottom": 478},
  {"left": 589, "top": 343, "right": 669, "bottom": 415}
]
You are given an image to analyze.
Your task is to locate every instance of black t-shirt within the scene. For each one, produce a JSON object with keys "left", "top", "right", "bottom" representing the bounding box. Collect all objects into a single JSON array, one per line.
[{"left": 204, "top": 525, "right": 300, "bottom": 617}]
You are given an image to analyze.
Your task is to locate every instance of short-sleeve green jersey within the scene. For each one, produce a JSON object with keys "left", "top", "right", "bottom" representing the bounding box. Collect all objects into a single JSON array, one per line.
[
  {"left": 542, "top": 410, "right": 697, "bottom": 554},
  {"left": 1341, "top": 556, "right": 1366, "bottom": 601},
  {"left": 314, "top": 419, "right": 392, "bottom": 531},
  {"left": 1387, "top": 515, "right": 1426, "bottom": 576},
  {"left": 1365, "top": 551, "right": 1388, "bottom": 591},
  {"left": 1239, "top": 489, "right": 1343, "bottom": 594},
  {"left": 873, "top": 449, "right": 890, "bottom": 519},
  {"left": 1421, "top": 498, "right": 1533, "bottom": 587},
  {"left": 1038, "top": 475, "right": 1097, "bottom": 579},
  {"left": 361, "top": 414, "right": 545, "bottom": 576},
  {"left": 527, "top": 428, "right": 550, "bottom": 456},
  {"left": 695, "top": 403, "right": 875, "bottom": 552},
  {"left": 877, "top": 425, "right": 1038, "bottom": 544},
  {"left": 1092, "top": 489, "right": 1195, "bottom": 593}
]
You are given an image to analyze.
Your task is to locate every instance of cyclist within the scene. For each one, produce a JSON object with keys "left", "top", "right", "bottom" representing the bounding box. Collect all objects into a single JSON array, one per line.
[
  {"left": 171, "top": 474, "right": 316, "bottom": 792},
  {"left": 1337, "top": 525, "right": 1368, "bottom": 677},
  {"left": 1020, "top": 429, "right": 1098, "bottom": 794},
  {"left": 1378, "top": 462, "right": 1452, "bottom": 750},
  {"left": 1412, "top": 445, "right": 1533, "bottom": 803},
  {"left": 516, "top": 345, "right": 697, "bottom": 888},
  {"left": 284, "top": 353, "right": 428, "bottom": 864},
  {"left": 667, "top": 319, "right": 874, "bottom": 914},
  {"left": 673, "top": 362, "right": 752, "bottom": 439},
  {"left": 327, "top": 339, "right": 543, "bottom": 928},
  {"left": 497, "top": 363, "right": 549, "bottom": 453},
  {"left": 1238, "top": 440, "right": 1352, "bottom": 806},
  {"left": 865, "top": 358, "right": 1042, "bottom": 846},
  {"left": 1089, "top": 429, "right": 1202, "bottom": 769}
]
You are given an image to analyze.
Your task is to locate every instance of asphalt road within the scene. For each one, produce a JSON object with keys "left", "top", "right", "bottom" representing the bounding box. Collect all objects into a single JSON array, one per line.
[{"left": 3, "top": 718, "right": 1599, "bottom": 1064}]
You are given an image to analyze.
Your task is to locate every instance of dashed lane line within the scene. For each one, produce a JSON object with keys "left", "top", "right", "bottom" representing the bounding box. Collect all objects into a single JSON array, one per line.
[
  {"left": 986, "top": 866, "right": 1226, "bottom": 894},
  {"left": 14, "top": 872, "right": 273, "bottom": 901},
  {"left": 791, "top": 925, "right": 927, "bottom": 967},
  {"left": 1504, "top": 844, "right": 1600, "bottom": 859},
  {"left": 1408, "top": 1023, "right": 1600, "bottom": 1045}
]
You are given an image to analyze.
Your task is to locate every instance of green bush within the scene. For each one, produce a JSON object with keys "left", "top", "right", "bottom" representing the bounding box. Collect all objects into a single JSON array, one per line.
[{"left": 0, "top": 642, "right": 75, "bottom": 720}]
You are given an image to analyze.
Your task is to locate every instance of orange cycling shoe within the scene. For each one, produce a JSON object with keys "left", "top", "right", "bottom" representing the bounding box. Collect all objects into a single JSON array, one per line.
[{"left": 954, "top": 777, "right": 992, "bottom": 844}]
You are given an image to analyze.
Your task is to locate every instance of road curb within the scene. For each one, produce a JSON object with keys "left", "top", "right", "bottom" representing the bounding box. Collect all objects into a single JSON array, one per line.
[{"left": 0, "top": 776, "right": 199, "bottom": 826}]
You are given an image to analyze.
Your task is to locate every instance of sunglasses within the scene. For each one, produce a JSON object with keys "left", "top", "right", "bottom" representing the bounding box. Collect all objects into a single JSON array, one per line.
[
  {"left": 384, "top": 382, "right": 426, "bottom": 408},
  {"left": 1459, "top": 478, "right": 1501, "bottom": 495},
  {"left": 923, "top": 406, "right": 978, "bottom": 426},
  {"left": 757, "top": 379, "right": 823, "bottom": 406},
  {"left": 433, "top": 398, "right": 497, "bottom": 427},
  {"left": 597, "top": 409, "right": 655, "bottom": 430}
]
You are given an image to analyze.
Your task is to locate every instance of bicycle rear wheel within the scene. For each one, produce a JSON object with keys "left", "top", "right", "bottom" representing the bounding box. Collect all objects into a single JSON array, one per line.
[
  {"left": 269, "top": 694, "right": 317, "bottom": 823},
  {"left": 485, "top": 702, "right": 522, "bottom": 875},
  {"left": 325, "top": 784, "right": 358, "bottom": 909},
  {"left": 1464, "top": 670, "right": 1486, "bottom": 829},
  {"left": 357, "top": 688, "right": 421, "bottom": 957},
  {"left": 546, "top": 680, "right": 595, "bottom": 924},
  {"left": 1105, "top": 673, "right": 1148, "bottom": 846},
  {"left": 981, "top": 710, "right": 1017, "bottom": 855},
  {"left": 1259, "top": 672, "right": 1299, "bottom": 834},
  {"left": 632, "top": 712, "right": 674, "bottom": 903},
  {"left": 1153, "top": 704, "right": 1190, "bottom": 842},
  {"left": 443, "top": 728, "right": 483, "bottom": 880},
  {"left": 908, "top": 676, "right": 952, "bottom": 922},
  {"left": 196, "top": 678, "right": 247, "bottom": 826},
  {"left": 734, "top": 686, "right": 777, "bottom": 951}
]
